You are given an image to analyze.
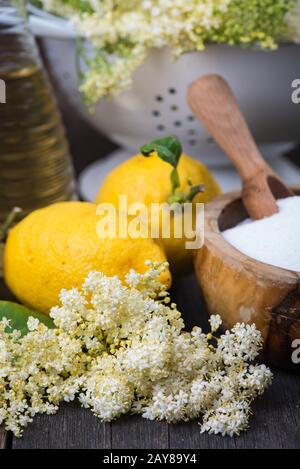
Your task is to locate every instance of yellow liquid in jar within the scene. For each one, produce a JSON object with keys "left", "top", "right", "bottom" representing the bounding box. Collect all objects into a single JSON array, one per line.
[{"left": 0, "top": 33, "right": 75, "bottom": 222}]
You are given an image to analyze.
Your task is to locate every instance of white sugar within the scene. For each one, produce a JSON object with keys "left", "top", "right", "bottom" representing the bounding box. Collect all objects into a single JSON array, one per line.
[{"left": 223, "top": 196, "right": 300, "bottom": 272}]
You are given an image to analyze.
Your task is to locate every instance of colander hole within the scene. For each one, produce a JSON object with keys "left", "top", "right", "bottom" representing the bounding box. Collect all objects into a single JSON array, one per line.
[
  {"left": 157, "top": 124, "right": 165, "bottom": 131},
  {"left": 188, "top": 129, "right": 196, "bottom": 136},
  {"left": 187, "top": 115, "right": 195, "bottom": 121},
  {"left": 168, "top": 88, "right": 177, "bottom": 94},
  {"left": 171, "top": 105, "right": 178, "bottom": 111},
  {"left": 152, "top": 110, "right": 161, "bottom": 117},
  {"left": 155, "top": 95, "right": 164, "bottom": 102},
  {"left": 174, "top": 121, "right": 182, "bottom": 127},
  {"left": 189, "top": 139, "right": 197, "bottom": 146}
]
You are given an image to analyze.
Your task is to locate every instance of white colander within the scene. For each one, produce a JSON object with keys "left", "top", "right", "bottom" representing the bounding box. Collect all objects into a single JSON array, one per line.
[{"left": 29, "top": 6, "right": 300, "bottom": 199}]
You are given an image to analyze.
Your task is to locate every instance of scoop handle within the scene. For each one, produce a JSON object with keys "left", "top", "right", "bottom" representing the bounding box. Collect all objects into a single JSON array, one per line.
[{"left": 187, "top": 75, "right": 268, "bottom": 181}]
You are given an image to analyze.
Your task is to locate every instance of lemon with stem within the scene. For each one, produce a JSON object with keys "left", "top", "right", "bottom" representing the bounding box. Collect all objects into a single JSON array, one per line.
[{"left": 96, "top": 136, "right": 221, "bottom": 273}]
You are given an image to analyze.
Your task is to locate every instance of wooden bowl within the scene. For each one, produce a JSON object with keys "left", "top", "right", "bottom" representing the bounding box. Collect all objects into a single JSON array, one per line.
[{"left": 194, "top": 189, "right": 300, "bottom": 371}]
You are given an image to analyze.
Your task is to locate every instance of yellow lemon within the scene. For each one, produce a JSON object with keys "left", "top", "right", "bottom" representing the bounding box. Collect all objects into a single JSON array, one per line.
[
  {"left": 96, "top": 151, "right": 221, "bottom": 272},
  {"left": 3, "top": 201, "right": 171, "bottom": 314}
]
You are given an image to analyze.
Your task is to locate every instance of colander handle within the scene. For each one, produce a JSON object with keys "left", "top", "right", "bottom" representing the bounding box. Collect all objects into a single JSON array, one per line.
[
  {"left": 27, "top": 4, "right": 76, "bottom": 39},
  {"left": 29, "top": 15, "right": 76, "bottom": 39}
]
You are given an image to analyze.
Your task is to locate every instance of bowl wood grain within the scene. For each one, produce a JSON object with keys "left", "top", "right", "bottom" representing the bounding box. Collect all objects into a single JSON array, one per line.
[{"left": 194, "top": 188, "right": 300, "bottom": 371}]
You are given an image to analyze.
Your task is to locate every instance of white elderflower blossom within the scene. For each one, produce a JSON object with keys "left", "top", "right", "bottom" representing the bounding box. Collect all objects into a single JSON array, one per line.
[
  {"left": 79, "top": 372, "right": 134, "bottom": 421},
  {"left": 38, "top": 0, "right": 297, "bottom": 103},
  {"left": 201, "top": 400, "right": 251, "bottom": 437},
  {"left": 209, "top": 314, "right": 222, "bottom": 332},
  {"left": 27, "top": 317, "right": 40, "bottom": 331},
  {"left": 0, "top": 262, "right": 272, "bottom": 437},
  {"left": 217, "top": 323, "right": 263, "bottom": 365}
]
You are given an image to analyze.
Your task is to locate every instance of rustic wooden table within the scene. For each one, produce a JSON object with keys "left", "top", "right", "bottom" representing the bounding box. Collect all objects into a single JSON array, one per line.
[{"left": 1, "top": 86, "right": 300, "bottom": 449}]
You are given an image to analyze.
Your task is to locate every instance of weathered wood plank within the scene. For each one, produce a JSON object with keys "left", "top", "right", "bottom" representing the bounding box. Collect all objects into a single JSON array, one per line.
[
  {"left": 12, "top": 403, "right": 111, "bottom": 449},
  {"left": 111, "top": 416, "right": 169, "bottom": 450}
]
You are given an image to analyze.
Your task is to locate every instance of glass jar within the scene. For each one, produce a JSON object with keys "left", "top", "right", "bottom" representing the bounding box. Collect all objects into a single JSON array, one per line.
[{"left": 0, "top": 0, "right": 76, "bottom": 222}]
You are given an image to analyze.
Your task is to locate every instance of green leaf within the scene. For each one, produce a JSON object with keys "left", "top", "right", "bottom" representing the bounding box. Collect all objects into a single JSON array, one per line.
[
  {"left": 0, "top": 301, "right": 54, "bottom": 337},
  {"left": 141, "top": 135, "right": 183, "bottom": 169}
]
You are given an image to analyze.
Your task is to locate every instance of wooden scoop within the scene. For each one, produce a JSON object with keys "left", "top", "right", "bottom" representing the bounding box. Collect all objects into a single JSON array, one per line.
[{"left": 187, "top": 74, "right": 293, "bottom": 220}]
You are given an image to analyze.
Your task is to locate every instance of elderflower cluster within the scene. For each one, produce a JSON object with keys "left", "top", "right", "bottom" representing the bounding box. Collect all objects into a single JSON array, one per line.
[
  {"left": 37, "top": 0, "right": 298, "bottom": 103},
  {"left": 0, "top": 262, "right": 272, "bottom": 437}
]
